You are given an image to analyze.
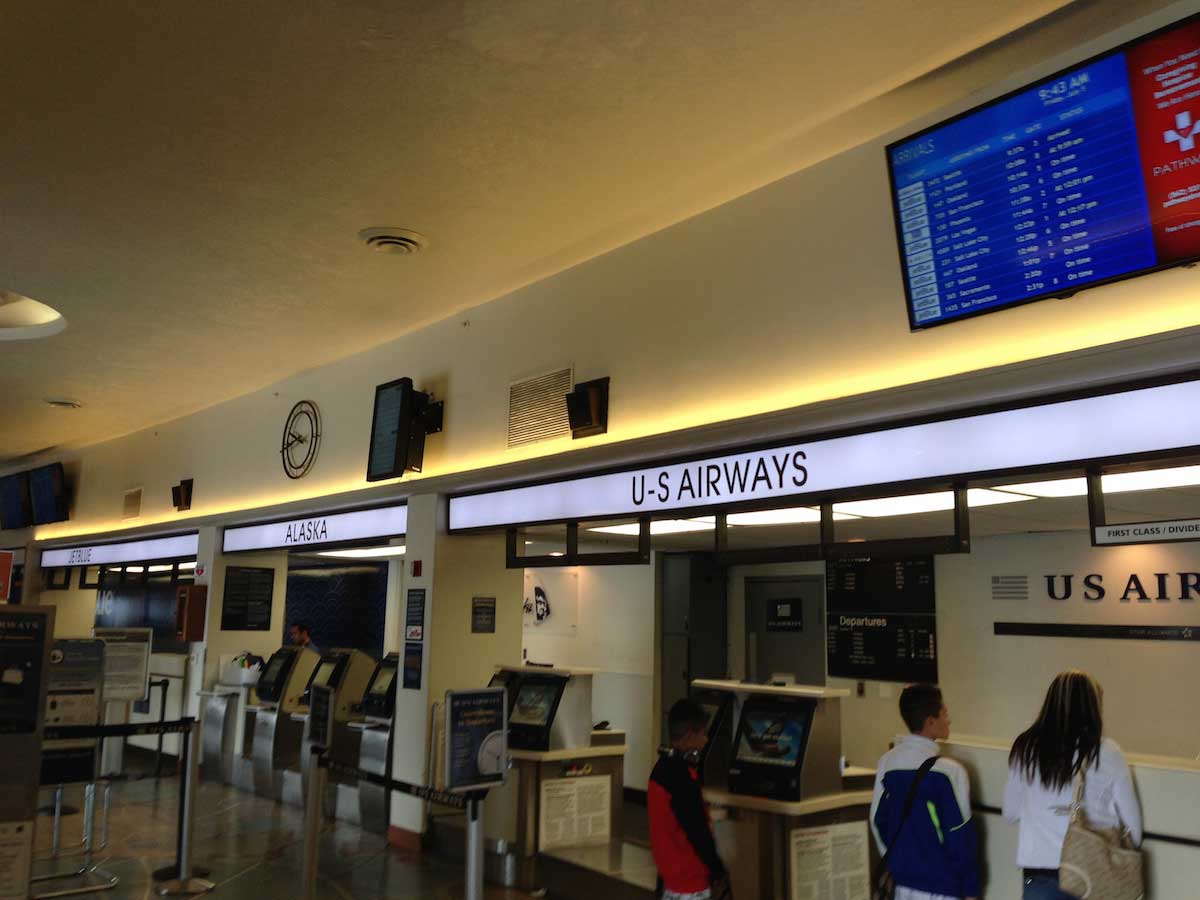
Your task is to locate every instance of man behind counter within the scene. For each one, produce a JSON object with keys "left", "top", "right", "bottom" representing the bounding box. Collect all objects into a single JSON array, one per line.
[{"left": 288, "top": 621, "right": 319, "bottom": 656}]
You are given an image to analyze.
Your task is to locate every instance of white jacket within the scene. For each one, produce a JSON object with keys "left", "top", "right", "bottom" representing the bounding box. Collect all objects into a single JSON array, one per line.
[{"left": 1002, "top": 737, "right": 1143, "bottom": 869}]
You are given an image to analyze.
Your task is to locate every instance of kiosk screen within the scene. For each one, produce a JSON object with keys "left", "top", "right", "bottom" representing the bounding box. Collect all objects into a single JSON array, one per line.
[
  {"left": 369, "top": 666, "right": 396, "bottom": 697},
  {"left": 735, "top": 706, "right": 806, "bottom": 768},
  {"left": 310, "top": 660, "right": 338, "bottom": 689},
  {"left": 260, "top": 653, "right": 289, "bottom": 688},
  {"left": 510, "top": 681, "right": 557, "bottom": 727}
]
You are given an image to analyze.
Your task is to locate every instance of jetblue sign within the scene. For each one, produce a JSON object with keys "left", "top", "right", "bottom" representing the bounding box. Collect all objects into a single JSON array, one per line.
[
  {"left": 223, "top": 504, "right": 407, "bottom": 552},
  {"left": 41, "top": 533, "right": 199, "bottom": 568},
  {"left": 449, "top": 379, "right": 1200, "bottom": 530}
]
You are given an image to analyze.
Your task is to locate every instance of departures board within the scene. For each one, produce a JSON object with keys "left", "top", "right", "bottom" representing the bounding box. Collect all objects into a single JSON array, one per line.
[
  {"left": 825, "top": 556, "right": 937, "bottom": 683},
  {"left": 889, "top": 14, "right": 1200, "bottom": 328}
]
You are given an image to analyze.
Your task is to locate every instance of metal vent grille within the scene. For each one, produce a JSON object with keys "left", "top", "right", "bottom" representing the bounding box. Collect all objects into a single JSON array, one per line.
[
  {"left": 508, "top": 368, "right": 572, "bottom": 448},
  {"left": 122, "top": 487, "right": 142, "bottom": 520},
  {"left": 991, "top": 575, "right": 1029, "bottom": 600}
]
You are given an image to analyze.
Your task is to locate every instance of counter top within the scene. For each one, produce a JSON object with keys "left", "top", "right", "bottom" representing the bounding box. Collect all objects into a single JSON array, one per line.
[
  {"left": 703, "top": 788, "right": 873, "bottom": 817},
  {"left": 510, "top": 745, "right": 627, "bottom": 763},
  {"left": 691, "top": 679, "right": 850, "bottom": 700}
]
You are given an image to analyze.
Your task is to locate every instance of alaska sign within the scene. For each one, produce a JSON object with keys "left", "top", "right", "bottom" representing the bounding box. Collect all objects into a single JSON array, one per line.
[{"left": 222, "top": 504, "right": 407, "bottom": 553}]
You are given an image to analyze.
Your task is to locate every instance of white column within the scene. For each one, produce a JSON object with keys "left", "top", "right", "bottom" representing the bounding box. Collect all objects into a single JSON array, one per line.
[{"left": 389, "top": 493, "right": 439, "bottom": 836}]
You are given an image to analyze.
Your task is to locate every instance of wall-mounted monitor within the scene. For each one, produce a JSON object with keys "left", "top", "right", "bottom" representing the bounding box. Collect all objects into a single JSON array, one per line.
[
  {"left": 29, "top": 463, "right": 70, "bottom": 525},
  {"left": 367, "top": 377, "right": 439, "bottom": 481},
  {"left": 728, "top": 697, "right": 816, "bottom": 800},
  {"left": 0, "top": 472, "right": 32, "bottom": 530},
  {"left": 889, "top": 14, "right": 1200, "bottom": 329}
]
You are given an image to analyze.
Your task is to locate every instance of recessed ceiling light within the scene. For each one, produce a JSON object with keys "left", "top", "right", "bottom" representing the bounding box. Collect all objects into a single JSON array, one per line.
[
  {"left": 317, "top": 545, "right": 407, "bottom": 559},
  {"left": 833, "top": 488, "right": 1031, "bottom": 518},
  {"left": 588, "top": 518, "right": 715, "bottom": 536},
  {"left": 359, "top": 227, "right": 427, "bottom": 255},
  {"left": 727, "top": 507, "right": 860, "bottom": 526},
  {"left": 1103, "top": 465, "right": 1200, "bottom": 493},
  {"left": 44, "top": 398, "right": 83, "bottom": 410}
]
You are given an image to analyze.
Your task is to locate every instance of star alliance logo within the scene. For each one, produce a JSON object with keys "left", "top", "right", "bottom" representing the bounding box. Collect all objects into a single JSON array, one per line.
[{"left": 1164, "top": 111, "right": 1200, "bottom": 152}]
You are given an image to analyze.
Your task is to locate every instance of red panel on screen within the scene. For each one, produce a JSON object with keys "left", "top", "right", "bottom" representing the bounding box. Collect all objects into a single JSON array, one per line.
[{"left": 1127, "top": 20, "right": 1200, "bottom": 262}]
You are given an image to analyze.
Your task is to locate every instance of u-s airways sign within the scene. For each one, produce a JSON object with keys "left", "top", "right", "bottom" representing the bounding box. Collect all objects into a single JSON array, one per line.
[{"left": 448, "top": 378, "right": 1200, "bottom": 530}]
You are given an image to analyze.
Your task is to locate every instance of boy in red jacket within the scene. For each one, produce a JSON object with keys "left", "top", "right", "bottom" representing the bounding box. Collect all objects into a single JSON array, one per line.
[{"left": 648, "top": 699, "right": 729, "bottom": 900}]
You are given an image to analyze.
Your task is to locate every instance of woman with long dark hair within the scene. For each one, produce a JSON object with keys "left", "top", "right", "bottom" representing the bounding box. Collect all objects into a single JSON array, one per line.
[{"left": 1003, "top": 671, "right": 1142, "bottom": 899}]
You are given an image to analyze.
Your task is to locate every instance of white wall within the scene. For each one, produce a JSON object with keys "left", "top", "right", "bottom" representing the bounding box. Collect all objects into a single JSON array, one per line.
[
  {"left": 523, "top": 561, "right": 658, "bottom": 788},
  {"left": 728, "top": 531, "right": 1200, "bottom": 770}
]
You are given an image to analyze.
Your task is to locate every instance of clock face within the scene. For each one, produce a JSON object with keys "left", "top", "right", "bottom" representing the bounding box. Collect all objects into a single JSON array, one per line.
[
  {"left": 476, "top": 730, "right": 506, "bottom": 776},
  {"left": 281, "top": 400, "right": 321, "bottom": 479}
]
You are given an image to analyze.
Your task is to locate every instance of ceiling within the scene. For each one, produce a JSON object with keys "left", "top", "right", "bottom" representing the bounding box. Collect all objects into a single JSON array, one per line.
[{"left": 1, "top": 0, "right": 1170, "bottom": 461}]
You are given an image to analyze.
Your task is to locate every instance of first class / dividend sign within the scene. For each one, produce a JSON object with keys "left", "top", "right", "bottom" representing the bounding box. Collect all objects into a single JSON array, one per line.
[{"left": 825, "top": 556, "right": 938, "bottom": 683}]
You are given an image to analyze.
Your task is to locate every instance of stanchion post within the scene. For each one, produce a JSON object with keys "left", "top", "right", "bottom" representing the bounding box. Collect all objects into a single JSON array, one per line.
[
  {"left": 464, "top": 792, "right": 485, "bottom": 900},
  {"left": 156, "top": 721, "right": 213, "bottom": 897},
  {"left": 300, "top": 751, "right": 324, "bottom": 900}
]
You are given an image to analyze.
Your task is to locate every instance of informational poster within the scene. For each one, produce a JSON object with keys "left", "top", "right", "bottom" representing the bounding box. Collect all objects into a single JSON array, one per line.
[
  {"left": 94, "top": 628, "right": 151, "bottom": 703},
  {"left": 402, "top": 641, "right": 423, "bottom": 690},
  {"left": 826, "top": 556, "right": 937, "bottom": 683},
  {"left": 405, "top": 589, "right": 426, "bottom": 641},
  {"left": 471, "top": 596, "right": 496, "bottom": 634},
  {"left": 538, "top": 775, "right": 611, "bottom": 851},
  {"left": 444, "top": 687, "right": 506, "bottom": 791},
  {"left": 523, "top": 570, "right": 578, "bottom": 635},
  {"left": 0, "top": 821, "right": 33, "bottom": 900},
  {"left": 0, "top": 610, "right": 49, "bottom": 735},
  {"left": 0, "top": 552, "right": 13, "bottom": 605},
  {"left": 42, "top": 639, "right": 104, "bottom": 785},
  {"left": 789, "top": 820, "right": 870, "bottom": 900},
  {"left": 220, "top": 566, "right": 275, "bottom": 631}
]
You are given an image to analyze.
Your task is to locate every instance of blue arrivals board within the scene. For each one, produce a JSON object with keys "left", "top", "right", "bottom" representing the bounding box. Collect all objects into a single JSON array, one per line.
[{"left": 888, "top": 14, "right": 1200, "bottom": 328}]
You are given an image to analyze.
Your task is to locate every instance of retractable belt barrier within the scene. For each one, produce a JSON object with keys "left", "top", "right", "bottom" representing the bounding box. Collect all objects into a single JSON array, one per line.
[
  {"left": 318, "top": 755, "right": 468, "bottom": 810},
  {"left": 43, "top": 720, "right": 194, "bottom": 741}
]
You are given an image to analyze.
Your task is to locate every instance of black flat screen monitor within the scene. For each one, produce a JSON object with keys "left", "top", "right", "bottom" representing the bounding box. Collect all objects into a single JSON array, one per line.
[
  {"left": 728, "top": 697, "right": 816, "bottom": 800},
  {"left": 507, "top": 675, "right": 567, "bottom": 751},
  {"left": 366, "top": 378, "right": 428, "bottom": 481},
  {"left": 0, "top": 472, "right": 31, "bottom": 530},
  {"left": 256, "top": 648, "right": 297, "bottom": 704},
  {"left": 29, "top": 464, "right": 69, "bottom": 525},
  {"left": 888, "top": 13, "right": 1200, "bottom": 329}
]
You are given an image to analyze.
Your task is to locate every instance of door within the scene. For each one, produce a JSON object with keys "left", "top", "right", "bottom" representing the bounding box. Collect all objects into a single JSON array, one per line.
[{"left": 745, "top": 576, "right": 824, "bottom": 684}]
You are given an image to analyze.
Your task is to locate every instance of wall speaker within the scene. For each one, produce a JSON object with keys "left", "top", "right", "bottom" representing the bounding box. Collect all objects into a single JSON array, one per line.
[{"left": 566, "top": 377, "right": 610, "bottom": 439}]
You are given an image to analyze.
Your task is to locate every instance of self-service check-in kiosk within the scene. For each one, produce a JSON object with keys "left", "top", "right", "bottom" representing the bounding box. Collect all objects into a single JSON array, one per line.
[
  {"left": 349, "top": 652, "right": 398, "bottom": 834},
  {"left": 692, "top": 680, "right": 875, "bottom": 900},
  {"left": 442, "top": 665, "right": 626, "bottom": 892},
  {"left": 290, "top": 648, "right": 376, "bottom": 808},
  {"left": 691, "top": 686, "right": 736, "bottom": 790},
  {"left": 249, "top": 645, "right": 319, "bottom": 799}
]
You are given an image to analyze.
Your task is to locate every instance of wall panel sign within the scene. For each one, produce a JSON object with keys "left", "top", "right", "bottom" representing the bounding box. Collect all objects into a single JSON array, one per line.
[
  {"left": 995, "top": 622, "right": 1200, "bottom": 641},
  {"left": 1094, "top": 517, "right": 1200, "bottom": 546},
  {"left": 826, "top": 556, "right": 937, "bottom": 683},
  {"left": 471, "top": 596, "right": 497, "bottom": 634},
  {"left": 41, "top": 533, "right": 199, "bottom": 568},
  {"left": 222, "top": 504, "right": 407, "bottom": 552},
  {"left": 220, "top": 566, "right": 275, "bottom": 631},
  {"left": 449, "top": 378, "right": 1200, "bottom": 530},
  {"left": 93, "top": 628, "right": 152, "bottom": 703},
  {"left": 405, "top": 588, "right": 426, "bottom": 641},
  {"left": 0, "top": 609, "right": 50, "bottom": 736},
  {"left": 42, "top": 638, "right": 104, "bottom": 786}
]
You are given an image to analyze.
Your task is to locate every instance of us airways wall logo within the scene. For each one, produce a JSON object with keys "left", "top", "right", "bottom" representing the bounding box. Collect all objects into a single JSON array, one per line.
[
  {"left": 1044, "top": 570, "right": 1200, "bottom": 602},
  {"left": 630, "top": 450, "right": 808, "bottom": 506}
]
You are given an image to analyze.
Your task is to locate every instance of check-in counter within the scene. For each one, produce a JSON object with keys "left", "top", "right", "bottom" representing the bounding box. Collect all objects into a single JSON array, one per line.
[
  {"left": 246, "top": 645, "right": 319, "bottom": 799},
  {"left": 691, "top": 680, "right": 877, "bottom": 900},
  {"left": 944, "top": 734, "right": 1200, "bottom": 898}
]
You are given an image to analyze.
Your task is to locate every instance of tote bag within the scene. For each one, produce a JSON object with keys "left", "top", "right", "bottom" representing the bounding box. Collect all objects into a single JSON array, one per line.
[{"left": 1058, "top": 771, "right": 1145, "bottom": 900}]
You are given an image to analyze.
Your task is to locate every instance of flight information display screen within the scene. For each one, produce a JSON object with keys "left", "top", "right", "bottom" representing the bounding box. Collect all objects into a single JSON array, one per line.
[{"left": 889, "top": 15, "right": 1200, "bottom": 328}]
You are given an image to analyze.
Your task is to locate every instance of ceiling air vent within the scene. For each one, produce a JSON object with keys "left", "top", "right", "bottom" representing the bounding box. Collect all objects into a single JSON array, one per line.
[
  {"left": 508, "top": 368, "right": 572, "bottom": 448},
  {"left": 359, "top": 227, "right": 426, "bottom": 255},
  {"left": 122, "top": 487, "right": 143, "bottom": 520}
]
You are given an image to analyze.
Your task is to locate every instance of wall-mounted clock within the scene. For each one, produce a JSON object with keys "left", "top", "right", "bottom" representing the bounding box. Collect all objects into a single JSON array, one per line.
[{"left": 281, "top": 400, "right": 321, "bottom": 479}]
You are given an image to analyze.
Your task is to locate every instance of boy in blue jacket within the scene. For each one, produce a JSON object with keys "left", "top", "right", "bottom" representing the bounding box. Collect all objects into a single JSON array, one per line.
[{"left": 870, "top": 684, "right": 980, "bottom": 900}]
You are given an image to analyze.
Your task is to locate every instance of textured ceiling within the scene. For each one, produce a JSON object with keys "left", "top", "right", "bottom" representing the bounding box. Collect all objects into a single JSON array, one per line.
[{"left": 1, "top": 0, "right": 1166, "bottom": 460}]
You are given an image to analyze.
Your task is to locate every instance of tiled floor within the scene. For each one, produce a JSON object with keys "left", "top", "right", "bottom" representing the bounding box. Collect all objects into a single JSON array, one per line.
[{"left": 30, "top": 775, "right": 533, "bottom": 899}]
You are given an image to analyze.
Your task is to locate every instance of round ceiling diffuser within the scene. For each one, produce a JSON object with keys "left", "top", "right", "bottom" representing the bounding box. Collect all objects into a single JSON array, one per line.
[{"left": 359, "top": 228, "right": 427, "bottom": 255}]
